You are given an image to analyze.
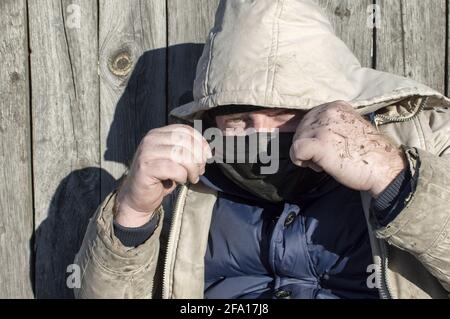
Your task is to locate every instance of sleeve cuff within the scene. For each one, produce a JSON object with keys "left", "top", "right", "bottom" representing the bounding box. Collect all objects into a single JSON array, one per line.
[
  {"left": 113, "top": 213, "right": 160, "bottom": 247},
  {"left": 373, "top": 169, "right": 408, "bottom": 212},
  {"left": 371, "top": 164, "right": 414, "bottom": 227}
]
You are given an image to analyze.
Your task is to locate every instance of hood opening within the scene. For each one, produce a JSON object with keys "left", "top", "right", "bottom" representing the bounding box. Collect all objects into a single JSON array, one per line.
[{"left": 169, "top": 0, "right": 450, "bottom": 123}]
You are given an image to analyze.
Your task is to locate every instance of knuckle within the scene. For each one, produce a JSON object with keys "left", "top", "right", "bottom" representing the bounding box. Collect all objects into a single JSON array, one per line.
[
  {"left": 169, "top": 145, "right": 185, "bottom": 161},
  {"left": 171, "top": 131, "right": 193, "bottom": 147},
  {"left": 145, "top": 128, "right": 158, "bottom": 136},
  {"left": 323, "top": 104, "right": 340, "bottom": 117},
  {"left": 329, "top": 100, "right": 352, "bottom": 113},
  {"left": 141, "top": 133, "right": 155, "bottom": 145},
  {"left": 335, "top": 100, "right": 352, "bottom": 108},
  {"left": 171, "top": 124, "right": 193, "bottom": 136}
]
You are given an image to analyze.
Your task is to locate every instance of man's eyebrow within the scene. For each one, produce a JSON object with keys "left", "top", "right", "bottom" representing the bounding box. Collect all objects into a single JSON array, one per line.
[
  {"left": 272, "top": 109, "right": 293, "bottom": 114},
  {"left": 224, "top": 113, "right": 250, "bottom": 120},
  {"left": 265, "top": 108, "right": 300, "bottom": 115}
]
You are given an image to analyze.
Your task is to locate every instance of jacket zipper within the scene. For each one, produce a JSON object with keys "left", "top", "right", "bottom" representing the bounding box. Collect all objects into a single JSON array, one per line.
[
  {"left": 376, "top": 241, "right": 392, "bottom": 299},
  {"left": 372, "top": 96, "right": 429, "bottom": 299},
  {"left": 161, "top": 184, "right": 189, "bottom": 299},
  {"left": 373, "top": 96, "right": 429, "bottom": 125}
]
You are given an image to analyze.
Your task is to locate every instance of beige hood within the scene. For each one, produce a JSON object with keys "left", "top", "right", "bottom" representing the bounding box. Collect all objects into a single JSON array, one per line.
[{"left": 170, "top": 0, "right": 450, "bottom": 121}]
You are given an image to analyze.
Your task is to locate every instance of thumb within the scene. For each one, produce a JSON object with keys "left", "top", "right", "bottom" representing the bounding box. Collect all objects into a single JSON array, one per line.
[{"left": 289, "top": 137, "right": 323, "bottom": 167}]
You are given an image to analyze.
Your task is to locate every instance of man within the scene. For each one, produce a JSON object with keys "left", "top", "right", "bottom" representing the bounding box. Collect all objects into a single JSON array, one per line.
[{"left": 75, "top": 0, "right": 450, "bottom": 298}]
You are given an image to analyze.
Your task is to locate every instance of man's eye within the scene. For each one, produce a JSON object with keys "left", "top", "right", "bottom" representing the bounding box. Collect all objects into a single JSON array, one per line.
[{"left": 226, "top": 118, "right": 245, "bottom": 124}]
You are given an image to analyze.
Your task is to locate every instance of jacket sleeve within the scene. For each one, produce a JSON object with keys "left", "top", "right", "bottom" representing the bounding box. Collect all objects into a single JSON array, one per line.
[
  {"left": 374, "top": 107, "right": 450, "bottom": 291},
  {"left": 73, "top": 190, "right": 164, "bottom": 299}
]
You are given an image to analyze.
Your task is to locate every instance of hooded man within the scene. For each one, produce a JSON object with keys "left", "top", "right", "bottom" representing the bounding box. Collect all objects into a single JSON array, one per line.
[{"left": 75, "top": 0, "right": 450, "bottom": 299}]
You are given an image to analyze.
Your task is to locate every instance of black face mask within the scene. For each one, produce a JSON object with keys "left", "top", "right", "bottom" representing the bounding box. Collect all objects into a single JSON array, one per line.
[{"left": 210, "top": 132, "right": 330, "bottom": 203}]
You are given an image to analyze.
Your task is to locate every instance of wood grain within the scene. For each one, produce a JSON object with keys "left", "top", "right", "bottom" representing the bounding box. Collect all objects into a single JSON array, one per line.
[
  {"left": 447, "top": 0, "right": 449, "bottom": 97},
  {"left": 0, "top": 0, "right": 34, "bottom": 299},
  {"left": 167, "top": 0, "right": 220, "bottom": 116},
  {"left": 317, "top": 0, "right": 374, "bottom": 68},
  {"left": 29, "top": 0, "right": 100, "bottom": 298},
  {"left": 376, "top": 0, "right": 446, "bottom": 94},
  {"left": 99, "top": 0, "right": 167, "bottom": 196}
]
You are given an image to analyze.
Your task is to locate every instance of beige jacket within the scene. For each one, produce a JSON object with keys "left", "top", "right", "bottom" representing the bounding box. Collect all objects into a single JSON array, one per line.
[{"left": 75, "top": 0, "right": 450, "bottom": 299}]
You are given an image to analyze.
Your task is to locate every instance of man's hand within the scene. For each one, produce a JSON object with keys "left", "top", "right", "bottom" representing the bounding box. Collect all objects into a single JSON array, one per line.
[
  {"left": 290, "top": 101, "right": 407, "bottom": 198},
  {"left": 115, "top": 124, "right": 212, "bottom": 227}
]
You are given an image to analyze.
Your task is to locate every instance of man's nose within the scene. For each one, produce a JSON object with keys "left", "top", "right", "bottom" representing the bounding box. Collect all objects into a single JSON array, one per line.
[{"left": 250, "top": 114, "right": 273, "bottom": 131}]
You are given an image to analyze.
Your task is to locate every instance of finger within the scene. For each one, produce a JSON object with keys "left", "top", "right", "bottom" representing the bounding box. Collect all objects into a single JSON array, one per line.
[
  {"left": 306, "top": 161, "right": 324, "bottom": 172},
  {"left": 293, "top": 120, "right": 318, "bottom": 141},
  {"left": 150, "top": 159, "right": 189, "bottom": 186},
  {"left": 158, "top": 125, "right": 212, "bottom": 156},
  {"left": 183, "top": 130, "right": 211, "bottom": 164},
  {"left": 151, "top": 131, "right": 207, "bottom": 165},
  {"left": 191, "top": 126, "right": 213, "bottom": 159},
  {"left": 145, "top": 145, "right": 204, "bottom": 183},
  {"left": 144, "top": 129, "right": 210, "bottom": 165},
  {"left": 157, "top": 126, "right": 212, "bottom": 161},
  {"left": 290, "top": 137, "right": 323, "bottom": 167}
]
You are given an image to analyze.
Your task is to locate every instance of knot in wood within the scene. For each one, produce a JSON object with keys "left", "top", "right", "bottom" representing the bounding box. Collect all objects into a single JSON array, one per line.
[
  {"left": 108, "top": 51, "right": 133, "bottom": 76},
  {"left": 334, "top": 6, "right": 351, "bottom": 19}
]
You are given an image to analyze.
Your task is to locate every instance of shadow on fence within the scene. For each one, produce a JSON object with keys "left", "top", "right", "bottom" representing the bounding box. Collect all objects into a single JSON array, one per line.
[{"left": 32, "top": 43, "right": 205, "bottom": 298}]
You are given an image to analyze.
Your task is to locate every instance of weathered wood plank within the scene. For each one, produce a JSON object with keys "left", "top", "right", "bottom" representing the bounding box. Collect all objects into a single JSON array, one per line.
[
  {"left": 0, "top": 0, "right": 34, "bottom": 299},
  {"left": 447, "top": 0, "right": 449, "bottom": 97},
  {"left": 317, "top": 0, "right": 374, "bottom": 68},
  {"left": 99, "top": 0, "right": 167, "bottom": 195},
  {"left": 167, "top": 0, "right": 220, "bottom": 116},
  {"left": 376, "top": 0, "right": 446, "bottom": 94},
  {"left": 29, "top": 0, "right": 100, "bottom": 298}
]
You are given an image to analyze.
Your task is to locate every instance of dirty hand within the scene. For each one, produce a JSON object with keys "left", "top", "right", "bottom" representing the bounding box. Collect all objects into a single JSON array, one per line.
[
  {"left": 115, "top": 124, "right": 212, "bottom": 227},
  {"left": 289, "top": 101, "right": 406, "bottom": 198}
]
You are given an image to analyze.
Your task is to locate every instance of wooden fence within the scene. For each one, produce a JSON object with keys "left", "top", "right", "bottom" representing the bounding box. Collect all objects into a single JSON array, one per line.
[{"left": 0, "top": 0, "right": 448, "bottom": 298}]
